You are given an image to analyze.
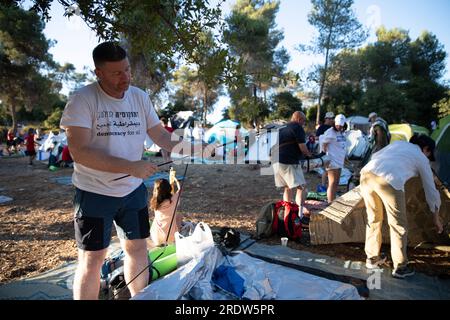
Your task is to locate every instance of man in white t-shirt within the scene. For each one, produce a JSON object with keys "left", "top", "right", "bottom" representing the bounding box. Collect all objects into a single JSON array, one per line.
[
  {"left": 60, "top": 42, "right": 214, "bottom": 299},
  {"left": 360, "top": 134, "right": 443, "bottom": 279}
]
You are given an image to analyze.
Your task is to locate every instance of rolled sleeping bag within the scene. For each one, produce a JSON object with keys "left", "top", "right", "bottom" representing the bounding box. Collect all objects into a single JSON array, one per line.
[
  {"left": 148, "top": 243, "right": 176, "bottom": 261},
  {"left": 148, "top": 244, "right": 177, "bottom": 280}
]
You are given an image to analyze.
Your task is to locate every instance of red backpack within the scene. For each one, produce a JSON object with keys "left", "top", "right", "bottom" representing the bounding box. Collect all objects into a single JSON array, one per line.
[{"left": 271, "top": 201, "right": 302, "bottom": 241}]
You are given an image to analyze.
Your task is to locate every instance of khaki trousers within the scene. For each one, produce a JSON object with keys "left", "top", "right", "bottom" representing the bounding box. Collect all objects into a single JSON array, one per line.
[{"left": 360, "top": 171, "right": 408, "bottom": 269}]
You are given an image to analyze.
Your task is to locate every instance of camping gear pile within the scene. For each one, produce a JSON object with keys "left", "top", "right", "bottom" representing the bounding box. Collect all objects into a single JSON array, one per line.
[
  {"left": 98, "top": 220, "right": 363, "bottom": 300},
  {"left": 131, "top": 222, "right": 362, "bottom": 300}
]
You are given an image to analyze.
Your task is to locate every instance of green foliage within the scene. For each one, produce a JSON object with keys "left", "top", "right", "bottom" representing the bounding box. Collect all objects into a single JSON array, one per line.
[
  {"left": 221, "top": 108, "right": 231, "bottom": 120},
  {"left": 21, "top": 0, "right": 230, "bottom": 96},
  {"left": 270, "top": 91, "right": 303, "bottom": 120},
  {"left": 307, "top": 0, "right": 367, "bottom": 54},
  {"left": 224, "top": 0, "right": 289, "bottom": 127},
  {"left": 305, "top": 0, "right": 367, "bottom": 124},
  {"left": 306, "top": 105, "right": 319, "bottom": 122},
  {"left": 16, "top": 107, "right": 47, "bottom": 122},
  {"left": 43, "top": 108, "right": 63, "bottom": 130},
  {"left": 169, "top": 31, "right": 225, "bottom": 124},
  {"left": 433, "top": 91, "right": 450, "bottom": 119},
  {"left": 0, "top": 105, "right": 11, "bottom": 126},
  {"left": 228, "top": 98, "right": 270, "bottom": 128},
  {"left": 323, "top": 27, "right": 448, "bottom": 126},
  {"left": 0, "top": 3, "right": 60, "bottom": 131}
]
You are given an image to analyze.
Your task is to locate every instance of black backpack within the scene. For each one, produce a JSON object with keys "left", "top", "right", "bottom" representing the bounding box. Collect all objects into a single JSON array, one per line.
[
  {"left": 255, "top": 202, "right": 276, "bottom": 239},
  {"left": 256, "top": 201, "right": 302, "bottom": 241}
]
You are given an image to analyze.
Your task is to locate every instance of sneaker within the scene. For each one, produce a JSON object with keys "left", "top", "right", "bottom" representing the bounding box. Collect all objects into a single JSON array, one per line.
[
  {"left": 392, "top": 265, "right": 415, "bottom": 279},
  {"left": 366, "top": 256, "right": 387, "bottom": 269}
]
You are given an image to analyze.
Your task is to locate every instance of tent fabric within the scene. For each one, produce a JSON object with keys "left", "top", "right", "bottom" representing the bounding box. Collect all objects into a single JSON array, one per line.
[
  {"left": 346, "top": 130, "right": 370, "bottom": 159},
  {"left": 346, "top": 116, "right": 370, "bottom": 133},
  {"left": 244, "top": 243, "right": 450, "bottom": 300},
  {"left": 0, "top": 242, "right": 122, "bottom": 300},
  {"left": 388, "top": 123, "right": 430, "bottom": 143},
  {"left": 212, "top": 265, "right": 245, "bottom": 298},
  {"left": 0, "top": 195, "right": 13, "bottom": 203},
  {"left": 204, "top": 119, "right": 248, "bottom": 145},
  {"left": 170, "top": 111, "right": 198, "bottom": 130},
  {"left": 313, "top": 167, "right": 353, "bottom": 186},
  {"left": 431, "top": 115, "right": 450, "bottom": 187},
  {"left": 133, "top": 246, "right": 362, "bottom": 300},
  {"left": 245, "top": 129, "right": 279, "bottom": 163}
]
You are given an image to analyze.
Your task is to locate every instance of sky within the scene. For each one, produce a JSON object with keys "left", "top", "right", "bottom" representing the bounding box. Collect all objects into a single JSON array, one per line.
[{"left": 42, "top": 0, "right": 450, "bottom": 124}]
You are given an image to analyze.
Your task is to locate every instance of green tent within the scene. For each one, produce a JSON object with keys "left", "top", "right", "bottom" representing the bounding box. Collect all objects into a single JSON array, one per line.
[
  {"left": 388, "top": 123, "right": 430, "bottom": 143},
  {"left": 431, "top": 115, "right": 450, "bottom": 187}
]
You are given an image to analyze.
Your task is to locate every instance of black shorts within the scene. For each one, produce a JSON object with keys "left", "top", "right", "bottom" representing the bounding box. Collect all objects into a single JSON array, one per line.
[
  {"left": 25, "top": 150, "right": 36, "bottom": 156},
  {"left": 73, "top": 183, "right": 150, "bottom": 251}
]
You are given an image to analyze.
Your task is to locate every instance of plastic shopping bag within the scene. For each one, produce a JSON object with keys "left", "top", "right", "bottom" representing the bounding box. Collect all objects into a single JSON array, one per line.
[{"left": 175, "top": 222, "right": 214, "bottom": 267}]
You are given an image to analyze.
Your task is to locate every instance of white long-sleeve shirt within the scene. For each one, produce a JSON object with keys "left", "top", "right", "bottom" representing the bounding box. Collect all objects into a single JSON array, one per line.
[{"left": 361, "top": 141, "right": 441, "bottom": 213}]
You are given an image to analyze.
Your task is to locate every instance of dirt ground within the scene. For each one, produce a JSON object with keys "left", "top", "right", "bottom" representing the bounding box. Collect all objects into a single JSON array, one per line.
[{"left": 0, "top": 152, "right": 449, "bottom": 284}]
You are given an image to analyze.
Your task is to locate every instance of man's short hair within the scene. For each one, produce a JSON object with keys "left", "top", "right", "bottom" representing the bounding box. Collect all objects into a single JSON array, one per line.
[
  {"left": 93, "top": 42, "right": 127, "bottom": 67},
  {"left": 409, "top": 134, "right": 436, "bottom": 161}
]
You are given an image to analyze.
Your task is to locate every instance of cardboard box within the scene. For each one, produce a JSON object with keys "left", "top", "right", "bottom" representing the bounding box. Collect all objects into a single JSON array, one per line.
[{"left": 309, "top": 178, "right": 449, "bottom": 246}]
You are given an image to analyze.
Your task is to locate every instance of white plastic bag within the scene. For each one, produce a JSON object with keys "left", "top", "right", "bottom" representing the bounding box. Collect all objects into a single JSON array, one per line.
[{"left": 175, "top": 222, "right": 214, "bottom": 267}]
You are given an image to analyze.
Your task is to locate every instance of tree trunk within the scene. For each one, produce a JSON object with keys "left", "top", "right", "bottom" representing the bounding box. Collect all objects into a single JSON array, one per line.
[
  {"left": 203, "top": 89, "right": 208, "bottom": 125},
  {"left": 316, "top": 48, "right": 330, "bottom": 125},
  {"left": 316, "top": 0, "right": 342, "bottom": 125},
  {"left": 10, "top": 103, "right": 17, "bottom": 134},
  {"left": 253, "top": 84, "right": 258, "bottom": 127}
]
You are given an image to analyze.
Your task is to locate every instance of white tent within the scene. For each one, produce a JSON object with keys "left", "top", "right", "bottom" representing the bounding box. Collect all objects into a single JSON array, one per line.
[
  {"left": 37, "top": 131, "right": 67, "bottom": 161},
  {"left": 346, "top": 116, "right": 370, "bottom": 134},
  {"left": 245, "top": 129, "right": 279, "bottom": 163},
  {"left": 345, "top": 129, "right": 370, "bottom": 159}
]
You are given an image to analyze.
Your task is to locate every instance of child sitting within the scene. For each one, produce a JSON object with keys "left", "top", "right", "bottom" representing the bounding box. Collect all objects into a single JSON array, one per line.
[{"left": 150, "top": 168, "right": 182, "bottom": 246}]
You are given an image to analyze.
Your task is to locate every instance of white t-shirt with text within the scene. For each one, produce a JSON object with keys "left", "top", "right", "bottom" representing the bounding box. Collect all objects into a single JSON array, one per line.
[
  {"left": 60, "top": 82, "right": 160, "bottom": 197},
  {"left": 322, "top": 127, "right": 347, "bottom": 169}
]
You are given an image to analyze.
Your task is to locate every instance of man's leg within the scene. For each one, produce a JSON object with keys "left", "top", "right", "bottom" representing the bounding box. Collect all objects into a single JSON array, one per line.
[
  {"left": 283, "top": 187, "right": 292, "bottom": 203},
  {"left": 295, "top": 185, "right": 307, "bottom": 207},
  {"left": 120, "top": 238, "right": 149, "bottom": 297},
  {"left": 378, "top": 184, "right": 408, "bottom": 270},
  {"left": 73, "top": 248, "right": 108, "bottom": 300},
  {"left": 361, "top": 172, "right": 384, "bottom": 261}
]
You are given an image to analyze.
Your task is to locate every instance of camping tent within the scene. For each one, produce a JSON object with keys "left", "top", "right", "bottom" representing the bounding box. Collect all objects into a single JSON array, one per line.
[
  {"left": 204, "top": 119, "right": 248, "bottom": 146},
  {"left": 346, "top": 116, "right": 370, "bottom": 134},
  {"left": 388, "top": 123, "right": 430, "bottom": 142},
  {"left": 170, "top": 111, "right": 198, "bottom": 130},
  {"left": 345, "top": 130, "right": 370, "bottom": 159},
  {"left": 431, "top": 115, "right": 450, "bottom": 187},
  {"left": 37, "top": 131, "right": 67, "bottom": 161},
  {"left": 245, "top": 128, "right": 279, "bottom": 163}
]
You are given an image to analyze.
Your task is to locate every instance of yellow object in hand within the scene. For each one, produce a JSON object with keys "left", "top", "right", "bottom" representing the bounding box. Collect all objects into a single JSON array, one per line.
[{"left": 169, "top": 167, "right": 176, "bottom": 185}]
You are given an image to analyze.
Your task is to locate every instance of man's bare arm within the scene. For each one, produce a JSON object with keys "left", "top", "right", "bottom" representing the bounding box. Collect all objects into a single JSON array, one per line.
[
  {"left": 374, "top": 126, "right": 388, "bottom": 148},
  {"left": 66, "top": 126, "right": 157, "bottom": 179},
  {"left": 299, "top": 143, "right": 312, "bottom": 158}
]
